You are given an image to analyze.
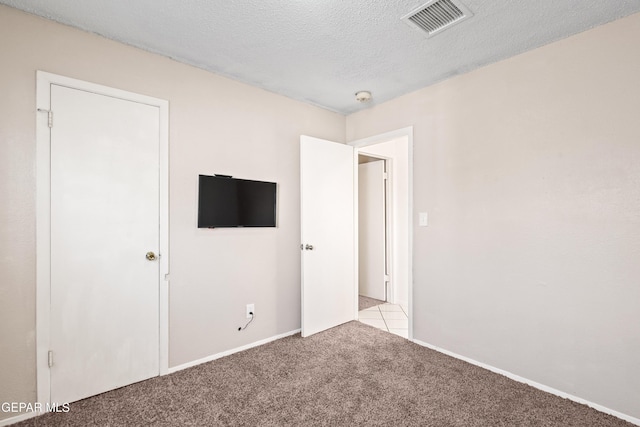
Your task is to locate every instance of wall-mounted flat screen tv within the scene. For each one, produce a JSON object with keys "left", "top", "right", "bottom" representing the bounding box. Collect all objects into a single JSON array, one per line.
[{"left": 198, "top": 174, "right": 277, "bottom": 228}]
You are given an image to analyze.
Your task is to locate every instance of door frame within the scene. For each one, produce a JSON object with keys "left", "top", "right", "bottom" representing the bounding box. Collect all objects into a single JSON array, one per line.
[
  {"left": 349, "top": 127, "right": 413, "bottom": 340},
  {"left": 35, "top": 71, "right": 170, "bottom": 406}
]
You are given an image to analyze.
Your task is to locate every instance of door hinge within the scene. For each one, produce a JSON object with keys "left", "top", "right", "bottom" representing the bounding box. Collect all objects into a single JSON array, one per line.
[
  {"left": 48, "top": 350, "right": 54, "bottom": 368},
  {"left": 383, "top": 172, "right": 388, "bottom": 180},
  {"left": 37, "top": 108, "right": 53, "bottom": 128},
  {"left": 384, "top": 275, "right": 390, "bottom": 282}
]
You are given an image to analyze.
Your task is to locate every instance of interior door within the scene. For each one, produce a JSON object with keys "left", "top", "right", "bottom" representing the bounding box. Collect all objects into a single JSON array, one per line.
[
  {"left": 358, "top": 160, "right": 386, "bottom": 301},
  {"left": 49, "top": 84, "right": 160, "bottom": 404},
  {"left": 300, "top": 135, "right": 355, "bottom": 337}
]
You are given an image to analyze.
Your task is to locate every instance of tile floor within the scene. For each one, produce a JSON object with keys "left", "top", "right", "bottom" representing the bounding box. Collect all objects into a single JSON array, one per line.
[{"left": 358, "top": 303, "right": 408, "bottom": 339}]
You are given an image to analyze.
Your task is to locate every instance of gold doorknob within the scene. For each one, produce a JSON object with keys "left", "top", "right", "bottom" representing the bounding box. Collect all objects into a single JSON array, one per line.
[{"left": 146, "top": 251, "right": 157, "bottom": 261}]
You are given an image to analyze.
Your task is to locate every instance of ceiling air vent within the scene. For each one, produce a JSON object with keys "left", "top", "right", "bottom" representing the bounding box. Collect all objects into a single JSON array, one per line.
[{"left": 402, "top": 0, "right": 473, "bottom": 38}]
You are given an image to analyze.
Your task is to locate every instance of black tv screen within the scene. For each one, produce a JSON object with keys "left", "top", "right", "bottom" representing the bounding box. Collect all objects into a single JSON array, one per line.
[{"left": 198, "top": 175, "right": 277, "bottom": 228}]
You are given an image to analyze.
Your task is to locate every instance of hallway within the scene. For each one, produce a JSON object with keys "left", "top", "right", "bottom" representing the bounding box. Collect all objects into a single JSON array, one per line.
[{"left": 358, "top": 303, "right": 408, "bottom": 339}]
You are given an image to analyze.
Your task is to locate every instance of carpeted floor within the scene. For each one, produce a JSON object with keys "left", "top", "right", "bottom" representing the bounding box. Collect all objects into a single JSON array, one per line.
[
  {"left": 16, "top": 321, "right": 632, "bottom": 426},
  {"left": 358, "top": 294, "right": 385, "bottom": 311}
]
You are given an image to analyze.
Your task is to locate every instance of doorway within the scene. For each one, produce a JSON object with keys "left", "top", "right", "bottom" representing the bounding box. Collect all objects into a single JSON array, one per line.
[
  {"left": 351, "top": 128, "right": 413, "bottom": 339},
  {"left": 299, "top": 127, "right": 412, "bottom": 340},
  {"left": 36, "top": 72, "right": 169, "bottom": 406}
]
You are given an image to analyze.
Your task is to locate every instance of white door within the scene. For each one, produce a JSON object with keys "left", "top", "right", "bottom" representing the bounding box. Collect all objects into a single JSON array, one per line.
[
  {"left": 358, "top": 160, "right": 386, "bottom": 301},
  {"left": 49, "top": 84, "right": 160, "bottom": 404},
  {"left": 300, "top": 136, "right": 355, "bottom": 337}
]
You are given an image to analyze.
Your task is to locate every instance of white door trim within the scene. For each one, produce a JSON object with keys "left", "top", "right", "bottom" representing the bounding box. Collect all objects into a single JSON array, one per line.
[
  {"left": 349, "top": 127, "right": 413, "bottom": 339},
  {"left": 35, "top": 71, "right": 169, "bottom": 406}
]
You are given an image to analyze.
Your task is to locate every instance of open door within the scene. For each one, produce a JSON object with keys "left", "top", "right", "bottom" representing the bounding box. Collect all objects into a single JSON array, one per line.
[
  {"left": 301, "top": 135, "right": 355, "bottom": 337},
  {"left": 358, "top": 159, "right": 387, "bottom": 301}
]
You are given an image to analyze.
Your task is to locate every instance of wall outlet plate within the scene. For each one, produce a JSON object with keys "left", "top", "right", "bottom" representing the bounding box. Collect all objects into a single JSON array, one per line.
[{"left": 246, "top": 303, "right": 254, "bottom": 319}]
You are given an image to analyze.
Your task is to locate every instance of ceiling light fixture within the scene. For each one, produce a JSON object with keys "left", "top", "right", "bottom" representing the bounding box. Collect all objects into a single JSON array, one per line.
[{"left": 355, "top": 91, "right": 372, "bottom": 103}]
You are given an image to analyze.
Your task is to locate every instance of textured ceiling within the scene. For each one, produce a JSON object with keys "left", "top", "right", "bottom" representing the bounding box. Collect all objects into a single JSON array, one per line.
[{"left": 2, "top": 0, "right": 639, "bottom": 114}]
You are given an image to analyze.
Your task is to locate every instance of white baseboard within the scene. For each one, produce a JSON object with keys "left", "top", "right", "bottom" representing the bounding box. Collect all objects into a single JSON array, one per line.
[
  {"left": 412, "top": 339, "right": 640, "bottom": 426},
  {"left": 0, "top": 409, "right": 39, "bottom": 427},
  {"left": 168, "top": 329, "right": 301, "bottom": 374}
]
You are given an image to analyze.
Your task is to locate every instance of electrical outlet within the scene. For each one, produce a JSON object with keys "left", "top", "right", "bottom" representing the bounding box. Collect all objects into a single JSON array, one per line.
[{"left": 246, "top": 303, "right": 254, "bottom": 319}]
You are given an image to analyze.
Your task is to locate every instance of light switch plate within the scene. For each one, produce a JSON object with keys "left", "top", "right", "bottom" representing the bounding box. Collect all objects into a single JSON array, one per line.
[{"left": 419, "top": 212, "right": 428, "bottom": 227}]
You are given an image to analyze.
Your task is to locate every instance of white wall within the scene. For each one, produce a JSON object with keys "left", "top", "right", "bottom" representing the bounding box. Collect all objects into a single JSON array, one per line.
[
  {"left": 3, "top": 3, "right": 639, "bottom": 423},
  {"left": 0, "top": 5, "right": 344, "bottom": 420},
  {"left": 347, "top": 12, "right": 640, "bottom": 420},
  {"left": 358, "top": 138, "right": 410, "bottom": 306}
]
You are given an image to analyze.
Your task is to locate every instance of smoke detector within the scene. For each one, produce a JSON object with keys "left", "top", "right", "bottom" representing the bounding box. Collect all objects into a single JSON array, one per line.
[
  {"left": 355, "top": 91, "right": 372, "bottom": 103},
  {"left": 402, "top": 0, "right": 473, "bottom": 38}
]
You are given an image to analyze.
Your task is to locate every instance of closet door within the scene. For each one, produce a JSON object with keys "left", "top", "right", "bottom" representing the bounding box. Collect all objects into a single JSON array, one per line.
[{"left": 49, "top": 83, "right": 160, "bottom": 403}]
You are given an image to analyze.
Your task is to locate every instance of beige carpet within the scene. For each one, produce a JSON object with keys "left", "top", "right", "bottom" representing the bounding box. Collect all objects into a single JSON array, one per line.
[
  {"left": 358, "top": 294, "right": 385, "bottom": 311},
  {"left": 17, "top": 322, "right": 632, "bottom": 426}
]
